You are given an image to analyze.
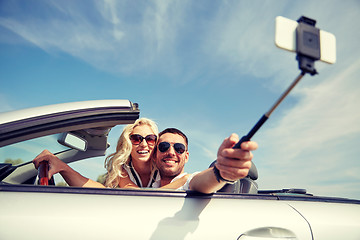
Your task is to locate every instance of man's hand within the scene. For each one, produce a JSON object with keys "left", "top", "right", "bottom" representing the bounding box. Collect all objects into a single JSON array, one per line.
[
  {"left": 189, "top": 133, "right": 258, "bottom": 194},
  {"left": 215, "top": 133, "right": 258, "bottom": 182}
]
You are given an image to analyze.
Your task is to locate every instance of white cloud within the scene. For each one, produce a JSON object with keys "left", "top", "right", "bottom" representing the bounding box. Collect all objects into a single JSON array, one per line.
[
  {"left": 202, "top": 1, "right": 279, "bottom": 77},
  {"left": 262, "top": 57, "right": 360, "bottom": 159},
  {"left": 254, "top": 56, "right": 360, "bottom": 199}
]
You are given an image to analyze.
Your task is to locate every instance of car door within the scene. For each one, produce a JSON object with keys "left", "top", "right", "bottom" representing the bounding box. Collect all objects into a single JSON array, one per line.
[{"left": 0, "top": 186, "right": 313, "bottom": 240}]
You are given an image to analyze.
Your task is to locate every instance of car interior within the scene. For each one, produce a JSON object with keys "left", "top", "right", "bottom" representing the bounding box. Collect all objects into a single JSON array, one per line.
[{"left": 0, "top": 125, "right": 259, "bottom": 194}]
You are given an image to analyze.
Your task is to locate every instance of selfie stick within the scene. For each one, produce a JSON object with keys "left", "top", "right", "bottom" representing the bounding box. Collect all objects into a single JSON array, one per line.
[
  {"left": 233, "top": 72, "right": 305, "bottom": 149},
  {"left": 233, "top": 16, "right": 320, "bottom": 149}
]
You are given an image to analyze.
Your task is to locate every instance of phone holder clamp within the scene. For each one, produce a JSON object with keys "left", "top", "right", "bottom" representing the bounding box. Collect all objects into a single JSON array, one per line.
[{"left": 296, "top": 16, "right": 320, "bottom": 76}]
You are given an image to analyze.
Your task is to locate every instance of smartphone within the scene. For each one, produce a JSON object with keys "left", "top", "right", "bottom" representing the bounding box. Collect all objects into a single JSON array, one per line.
[{"left": 275, "top": 16, "right": 336, "bottom": 64}]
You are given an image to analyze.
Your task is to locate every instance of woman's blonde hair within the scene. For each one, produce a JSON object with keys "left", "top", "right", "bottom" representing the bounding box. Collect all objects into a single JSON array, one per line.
[{"left": 104, "top": 118, "right": 158, "bottom": 188}]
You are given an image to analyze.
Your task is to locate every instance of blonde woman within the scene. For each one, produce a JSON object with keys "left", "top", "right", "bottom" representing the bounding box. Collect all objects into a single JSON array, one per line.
[{"left": 104, "top": 118, "right": 159, "bottom": 188}]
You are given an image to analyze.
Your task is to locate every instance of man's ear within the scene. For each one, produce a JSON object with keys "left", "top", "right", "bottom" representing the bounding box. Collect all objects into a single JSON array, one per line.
[{"left": 185, "top": 151, "right": 189, "bottom": 163}]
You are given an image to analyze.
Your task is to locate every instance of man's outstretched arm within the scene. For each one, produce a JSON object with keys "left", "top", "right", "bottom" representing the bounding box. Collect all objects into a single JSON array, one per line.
[{"left": 189, "top": 134, "right": 258, "bottom": 194}]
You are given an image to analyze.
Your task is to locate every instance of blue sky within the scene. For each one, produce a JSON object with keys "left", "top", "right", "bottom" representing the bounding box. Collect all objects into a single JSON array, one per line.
[{"left": 1, "top": 0, "right": 360, "bottom": 199}]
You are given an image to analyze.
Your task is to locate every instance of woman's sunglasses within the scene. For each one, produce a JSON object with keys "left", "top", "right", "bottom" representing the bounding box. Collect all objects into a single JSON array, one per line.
[
  {"left": 130, "top": 134, "right": 157, "bottom": 146},
  {"left": 158, "top": 142, "right": 186, "bottom": 154}
]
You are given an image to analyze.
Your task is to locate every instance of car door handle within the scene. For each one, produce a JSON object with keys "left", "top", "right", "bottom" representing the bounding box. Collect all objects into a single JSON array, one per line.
[
  {"left": 238, "top": 237, "right": 296, "bottom": 240},
  {"left": 238, "top": 227, "right": 298, "bottom": 240}
]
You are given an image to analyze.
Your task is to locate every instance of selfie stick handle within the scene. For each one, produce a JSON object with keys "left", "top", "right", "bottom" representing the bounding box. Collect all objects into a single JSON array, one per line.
[{"left": 233, "top": 71, "right": 306, "bottom": 149}]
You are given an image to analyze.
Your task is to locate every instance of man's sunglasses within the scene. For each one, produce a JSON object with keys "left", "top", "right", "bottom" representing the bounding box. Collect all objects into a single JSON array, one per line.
[
  {"left": 158, "top": 142, "right": 186, "bottom": 154},
  {"left": 130, "top": 134, "right": 157, "bottom": 145}
]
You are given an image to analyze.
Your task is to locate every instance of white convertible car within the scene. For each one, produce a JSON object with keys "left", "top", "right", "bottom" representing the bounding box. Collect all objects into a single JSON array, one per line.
[{"left": 0, "top": 100, "right": 359, "bottom": 240}]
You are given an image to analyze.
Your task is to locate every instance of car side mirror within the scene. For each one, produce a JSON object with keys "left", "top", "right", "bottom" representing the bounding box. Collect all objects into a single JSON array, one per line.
[{"left": 58, "top": 132, "right": 87, "bottom": 151}]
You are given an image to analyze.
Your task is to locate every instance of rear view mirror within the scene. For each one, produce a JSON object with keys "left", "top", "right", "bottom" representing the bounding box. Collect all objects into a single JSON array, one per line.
[{"left": 58, "top": 132, "right": 87, "bottom": 151}]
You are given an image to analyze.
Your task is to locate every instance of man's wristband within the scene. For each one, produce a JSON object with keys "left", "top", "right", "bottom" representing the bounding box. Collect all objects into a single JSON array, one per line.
[{"left": 212, "top": 165, "right": 236, "bottom": 184}]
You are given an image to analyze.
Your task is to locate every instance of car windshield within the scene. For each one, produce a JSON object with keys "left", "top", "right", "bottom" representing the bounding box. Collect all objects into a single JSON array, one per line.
[
  {"left": 0, "top": 134, "right": 67, "bottom": 166},
  {"left": 0, "top": 134, "right": 107, "bottom": 185}
]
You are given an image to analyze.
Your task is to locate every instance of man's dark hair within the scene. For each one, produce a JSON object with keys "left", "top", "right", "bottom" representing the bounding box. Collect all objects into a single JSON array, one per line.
[{"left": 159, "top": 128, "right": 188, "bottom": 146}]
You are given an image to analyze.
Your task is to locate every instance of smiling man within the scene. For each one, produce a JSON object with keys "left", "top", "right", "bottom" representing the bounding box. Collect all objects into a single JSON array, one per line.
[
  {"left": 152, "top": 128, "right": 258, "bottom": 193},
  {"left": 152, "top": 128, "right": 190, "bottom": 187}
]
